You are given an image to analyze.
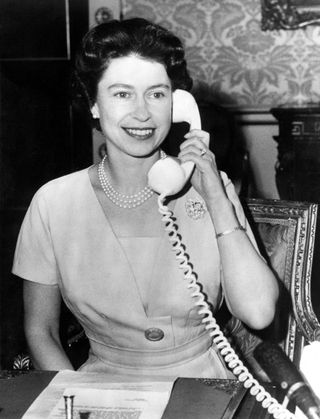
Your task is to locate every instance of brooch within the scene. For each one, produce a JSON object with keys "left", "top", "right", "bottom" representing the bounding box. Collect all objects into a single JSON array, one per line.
[{"left": 185, "top": 198, "right": 207, "bottom": 220}]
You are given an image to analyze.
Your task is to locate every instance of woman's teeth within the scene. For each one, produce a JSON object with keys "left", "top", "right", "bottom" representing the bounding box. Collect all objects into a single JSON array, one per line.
[{"left": 125, "top": 128, "right": 153, "bottom": 137}]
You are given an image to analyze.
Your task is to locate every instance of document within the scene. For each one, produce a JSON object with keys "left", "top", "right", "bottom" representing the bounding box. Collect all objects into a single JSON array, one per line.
[
  {"left": 48, "top": 387, "right": 171, "bottom": 419},
  {"left": 23, "top": 370, "right": 175, "bottom": 419}
]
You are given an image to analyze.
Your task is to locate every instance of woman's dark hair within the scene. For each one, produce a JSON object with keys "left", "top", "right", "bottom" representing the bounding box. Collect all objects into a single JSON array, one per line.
[{"left": 73, "top": 18, "right": 193, "bottom": 112}]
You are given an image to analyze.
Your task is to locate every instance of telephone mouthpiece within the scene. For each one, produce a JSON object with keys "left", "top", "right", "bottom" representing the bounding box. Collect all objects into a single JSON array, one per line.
[{"left": 147, "top": 157, "right": 188, "bottom": 196}]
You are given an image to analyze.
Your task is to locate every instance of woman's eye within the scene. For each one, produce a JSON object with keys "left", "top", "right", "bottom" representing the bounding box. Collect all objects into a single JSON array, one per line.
[
  {"left": 151, "top": 91, "right": 165, "bottom": 99},
  {"left": 115, "top": 91, "right": 130, "bottom": 98}
]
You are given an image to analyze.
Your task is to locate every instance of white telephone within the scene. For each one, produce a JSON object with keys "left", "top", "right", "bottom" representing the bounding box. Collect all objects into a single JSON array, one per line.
[
  {"left": 150, "top": 89, "right": 294, "bottom": 419},
  {"left": 147, "top": 89, "right": 206, "bottom": 197}
]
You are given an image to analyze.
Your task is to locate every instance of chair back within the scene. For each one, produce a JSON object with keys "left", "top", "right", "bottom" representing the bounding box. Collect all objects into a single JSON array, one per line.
[{"left": 223, "top": 198, "right": 320, "bottom": 377}]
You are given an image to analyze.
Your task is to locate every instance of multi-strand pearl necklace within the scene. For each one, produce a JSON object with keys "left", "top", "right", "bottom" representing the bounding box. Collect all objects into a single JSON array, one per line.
[{"left": 98, "top": 154, "right": 155, "bottom": 209}]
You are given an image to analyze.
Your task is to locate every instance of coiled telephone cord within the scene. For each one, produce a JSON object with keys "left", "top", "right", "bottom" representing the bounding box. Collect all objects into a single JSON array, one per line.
[{"left": 158, "top": 195, "right": 295, "bottom": 419}]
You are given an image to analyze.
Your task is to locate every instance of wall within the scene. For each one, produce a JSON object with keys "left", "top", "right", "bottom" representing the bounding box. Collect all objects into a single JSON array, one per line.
[
  {"left": 123, "top": 0, "right": 320, "bottom": 109},
  {"left": 237, "top": 116, "right": 279, "bottom": 199},
  {"left": 0, "top": 0, "right": 90, "bottom": 368},
  {"left": 120, "top": 0, "right": 320, "bottom": 198}
]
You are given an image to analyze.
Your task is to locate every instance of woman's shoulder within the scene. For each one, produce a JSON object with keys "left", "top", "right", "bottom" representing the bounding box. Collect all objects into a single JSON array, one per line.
[
  {"left": 33, "top": 167, "right": 93, "bottom": 204},
  {"left": 45, "top": 167, "right": 91, "bottom": 186}
]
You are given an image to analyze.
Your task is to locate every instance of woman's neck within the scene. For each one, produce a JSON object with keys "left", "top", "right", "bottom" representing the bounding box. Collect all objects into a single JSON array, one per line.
[{"left": 103, "top": 150, "right": 160, "bottom": 195}]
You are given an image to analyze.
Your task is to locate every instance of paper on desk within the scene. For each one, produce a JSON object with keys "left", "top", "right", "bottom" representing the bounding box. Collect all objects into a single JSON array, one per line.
[
  {"left": 48, "top": 387, "right": 170, "bottom": 419},
  {"left": 23, "top": 370, "right": 175, "bottom": 419}
]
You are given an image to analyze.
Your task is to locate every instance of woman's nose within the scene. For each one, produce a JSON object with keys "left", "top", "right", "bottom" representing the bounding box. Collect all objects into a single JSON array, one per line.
[{"left": 132, "top": 98, "right": 151, "bottom": 121}]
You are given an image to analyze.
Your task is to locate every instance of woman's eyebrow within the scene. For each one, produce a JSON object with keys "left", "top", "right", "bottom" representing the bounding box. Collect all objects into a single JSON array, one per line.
[
  {"left": 107, "top": 83, "right": 171, "bottom": 90},
  {"left": 107, "top": 83, "right": 133, "bottom": 90},
  {"left": 148, "top": 84, "right": 171, "bottom": 90},
  {"left": 108, "top": 83, "right": 170, "bottom": 89}
]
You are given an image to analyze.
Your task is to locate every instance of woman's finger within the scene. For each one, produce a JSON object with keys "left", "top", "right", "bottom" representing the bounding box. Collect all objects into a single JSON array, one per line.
[
  {"left": 179, "top": 142, "right": 212, "bottom": 160},
  {"left": 182, "top": 129, "right": 210, "bottom": 147}
]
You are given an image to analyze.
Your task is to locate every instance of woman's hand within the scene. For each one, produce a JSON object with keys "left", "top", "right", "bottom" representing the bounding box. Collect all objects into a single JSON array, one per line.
[{"left": 178, "top": 129, "right": 226, "bottom": 205}]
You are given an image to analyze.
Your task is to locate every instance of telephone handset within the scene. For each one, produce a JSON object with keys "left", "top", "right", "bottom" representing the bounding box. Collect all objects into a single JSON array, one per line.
[
  {"left": 147, "top": 89, "right": 207, "bottom": 197},
  {"left": 151, "top": 90, "right": 294, "bottom": 419}
]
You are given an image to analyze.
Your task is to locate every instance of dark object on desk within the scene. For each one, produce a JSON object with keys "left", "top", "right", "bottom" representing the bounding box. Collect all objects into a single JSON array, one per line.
[
  {"left": 163, "top": 378, "right": 246, "bottom": 419},
  {"left": 0, "top": 370, "right": 56, "bottom": 419},
  {"left": 254, "top": 342, "right": 320, "bottom": 419}
]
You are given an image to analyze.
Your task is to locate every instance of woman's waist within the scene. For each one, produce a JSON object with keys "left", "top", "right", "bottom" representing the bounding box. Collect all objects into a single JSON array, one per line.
[{"left": 88, "top": 332, "right": 212, "bottom": 368}]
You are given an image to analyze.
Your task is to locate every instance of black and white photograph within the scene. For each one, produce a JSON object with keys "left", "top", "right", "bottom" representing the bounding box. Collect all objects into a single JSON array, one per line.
[{"left": 0, "top": 1, "right": 320, "bottom": 418}]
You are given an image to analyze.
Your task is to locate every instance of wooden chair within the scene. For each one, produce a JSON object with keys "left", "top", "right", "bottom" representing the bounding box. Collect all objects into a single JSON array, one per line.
[{"left": 222, "top": 198, "right": 320, "bottom": 379}]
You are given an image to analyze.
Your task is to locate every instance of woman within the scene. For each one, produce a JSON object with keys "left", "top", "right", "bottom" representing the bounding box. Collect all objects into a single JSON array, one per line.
[{"left": 12, "top": 18, "right": 279, "bottom": 378}]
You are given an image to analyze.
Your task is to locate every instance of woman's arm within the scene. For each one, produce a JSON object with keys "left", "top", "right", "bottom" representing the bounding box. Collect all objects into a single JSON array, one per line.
[
  {"left": 208, "top": 195, "right": 279, "bottom": 330},
  {"left": 179, "top": 130, "right": 279, "bottom": 330},
  {"left": 23, "top": 280, "right": 74, "bottom": 371}
]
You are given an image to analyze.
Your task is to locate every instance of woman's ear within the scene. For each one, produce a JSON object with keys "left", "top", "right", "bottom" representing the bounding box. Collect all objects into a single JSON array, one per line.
[{"left": 91, "top": 104, "right": 100, "bottom": 119}]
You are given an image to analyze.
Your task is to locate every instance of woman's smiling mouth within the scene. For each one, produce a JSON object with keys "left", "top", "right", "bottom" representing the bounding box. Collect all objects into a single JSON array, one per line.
[{"left": 124, "top": 128, "right": 155, "bottom": 139}]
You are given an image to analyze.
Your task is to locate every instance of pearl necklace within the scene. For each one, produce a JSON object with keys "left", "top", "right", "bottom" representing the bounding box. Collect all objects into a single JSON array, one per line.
[{"left": 98, "top": 154, "right": 157, "bottom": 209}]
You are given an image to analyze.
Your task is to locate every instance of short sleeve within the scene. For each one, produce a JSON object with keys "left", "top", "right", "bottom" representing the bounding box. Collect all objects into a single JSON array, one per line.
[{"left": 12, "top": 189, "right": 60, "bottom": 285}]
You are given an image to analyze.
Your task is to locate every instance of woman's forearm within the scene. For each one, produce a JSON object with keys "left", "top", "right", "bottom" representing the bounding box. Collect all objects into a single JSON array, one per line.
[
  {"left": 208, "top": 197, "right": 279, "bottom": 329},
  {"left": 23, "top": 280, "right": 74, "bottom": 371},
  {"left": 26, "top": 331, "right": 74, "bottom": 371},
  {"left": 218, "top": 235, "right": 279, "bottom": 328}
]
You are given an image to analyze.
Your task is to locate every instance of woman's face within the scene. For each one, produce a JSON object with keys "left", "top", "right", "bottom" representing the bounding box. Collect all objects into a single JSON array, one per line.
[{"left": 91, "top": 55, "right": 172, "bottom": 158}]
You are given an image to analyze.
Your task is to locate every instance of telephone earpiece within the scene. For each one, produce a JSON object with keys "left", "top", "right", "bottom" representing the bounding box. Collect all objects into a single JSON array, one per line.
[
  {"left": 147, "top": 89, "right": 204, "bottom": 197},
  {"left": 171, "top": 89, "right": 201, "bottom": 130}
]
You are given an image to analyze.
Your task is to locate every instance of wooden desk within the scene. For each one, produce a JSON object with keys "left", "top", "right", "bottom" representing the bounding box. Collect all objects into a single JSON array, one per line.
[
  {"left": 0, "top": 370, "right": 284, "bottom": 419},
  {"left": 0, "top": 370, "right": 56, "bottom": 418}
]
